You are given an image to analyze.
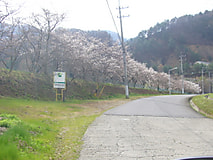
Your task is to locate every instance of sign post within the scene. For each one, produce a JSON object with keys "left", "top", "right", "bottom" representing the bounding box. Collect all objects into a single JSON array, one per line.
[{"left": 53, "top": 72, "right": 66, "bottom": 101}]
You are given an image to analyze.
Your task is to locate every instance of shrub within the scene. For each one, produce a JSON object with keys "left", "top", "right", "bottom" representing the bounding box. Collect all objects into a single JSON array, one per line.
[{"left": 0, "top": 114, "right": 21, "bottom": 128}]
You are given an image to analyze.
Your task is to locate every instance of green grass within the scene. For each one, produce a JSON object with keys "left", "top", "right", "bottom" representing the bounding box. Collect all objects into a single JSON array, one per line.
[
  {"left": 0, "top": 143, "right": 18, "bottom": 160},
  {"left": 192, "top": 93, "right": 213, "bottom": 116},
  {"left": 0, "top": 97, "right": 103, "bottom": 160},
  {"left": 0, "top": 123, "right": 30, "bottom": 160},
  {"left": 0, "top": 94, "right": 155, "bottom": 159},
  {"left": 209, "top": 94, "right": 213, "bottom": 99}
]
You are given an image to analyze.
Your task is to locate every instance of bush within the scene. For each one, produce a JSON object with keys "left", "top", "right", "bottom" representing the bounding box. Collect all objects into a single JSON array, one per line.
[{"left": 0, "top": 114, "right": 21, "bottom": 128}]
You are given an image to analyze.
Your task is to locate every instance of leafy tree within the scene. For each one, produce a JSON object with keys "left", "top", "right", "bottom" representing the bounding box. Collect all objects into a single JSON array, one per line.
[
  {"left": 163, "top": 65, "right": 171, "bottom": 73},
  {"left": 208, "top": 62, "right": 213, "bottom": 71},
  {"left": 192, "top": 63, "right": 203, "bottom": 74}
]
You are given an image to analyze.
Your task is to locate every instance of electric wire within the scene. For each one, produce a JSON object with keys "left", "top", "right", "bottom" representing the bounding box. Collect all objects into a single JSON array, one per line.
[{"left": 105, "top": 0, "right": 121, "bottom": 43}]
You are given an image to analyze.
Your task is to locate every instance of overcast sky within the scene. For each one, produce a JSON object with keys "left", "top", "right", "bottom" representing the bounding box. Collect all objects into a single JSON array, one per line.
[{"left": 13, "top": 0, "right": 213, "bottom": 38}]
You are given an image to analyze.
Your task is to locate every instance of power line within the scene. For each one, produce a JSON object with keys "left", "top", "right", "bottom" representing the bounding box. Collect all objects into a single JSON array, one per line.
[{"left": 105, "top": 0, "right": 121, "bottom": 43}]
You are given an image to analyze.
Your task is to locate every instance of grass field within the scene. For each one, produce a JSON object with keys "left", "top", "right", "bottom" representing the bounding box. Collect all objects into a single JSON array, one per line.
[
  {"left": 0, "top": 68, "right": 163, "bottom": 159},
  {"left": 1, "top": 93, "right": 209, "bottom": 160},
  {"left": 0, "top": 97, "right": 132, "bottom": 160},
  {"left": 192, "top": 93, "right": 213, "bottom": 117}
]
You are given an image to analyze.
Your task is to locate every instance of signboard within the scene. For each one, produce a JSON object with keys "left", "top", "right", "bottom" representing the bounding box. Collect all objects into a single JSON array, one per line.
[{"left": 53, "top": 72, "right": 66, "bottom": 89}]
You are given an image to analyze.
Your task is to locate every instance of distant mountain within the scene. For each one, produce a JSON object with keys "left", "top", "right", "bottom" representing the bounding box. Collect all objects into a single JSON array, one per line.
[
  {"left": 105, "top": 30, "right": 120, "bottom": 42},
  {"left": 68, "top": 28, "right": 128, "bottom": 44},
  {"left": 128, "top": 10, "right": 213, "bottom": 73},
  {"left": 68, "top": 29, "right": 119, "bottom": 45},
  {"left": 87, "top": 30, "right": 123, "bottom": 43}
]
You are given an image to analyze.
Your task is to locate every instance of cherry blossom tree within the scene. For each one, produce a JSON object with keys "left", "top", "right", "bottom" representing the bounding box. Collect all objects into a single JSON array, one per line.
[
  {"left": 0, "top": 4, "right": 201, "bottom": 93},
  {"left": 54, "top": 28, "right": 201, "bottom": 94}
]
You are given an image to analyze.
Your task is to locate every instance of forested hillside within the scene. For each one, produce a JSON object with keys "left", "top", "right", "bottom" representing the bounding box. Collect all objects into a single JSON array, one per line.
[{"left": 128, "top": 10, "right": 213, "bottom": 73}]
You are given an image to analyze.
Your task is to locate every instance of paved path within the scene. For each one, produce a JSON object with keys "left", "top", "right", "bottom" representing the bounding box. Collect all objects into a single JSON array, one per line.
[{"left": 79, "top": 95, "right": 213, "bottom": 160}]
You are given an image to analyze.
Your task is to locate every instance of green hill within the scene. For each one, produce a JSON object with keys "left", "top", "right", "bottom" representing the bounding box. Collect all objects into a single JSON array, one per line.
[{"left": 128, "top": 10, "right": 213, "bottom": 73}]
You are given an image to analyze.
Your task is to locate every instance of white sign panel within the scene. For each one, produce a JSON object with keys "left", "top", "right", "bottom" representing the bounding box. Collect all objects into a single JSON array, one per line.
[{"left": 53, "top": 72, "right": 66, "bottom": 89}]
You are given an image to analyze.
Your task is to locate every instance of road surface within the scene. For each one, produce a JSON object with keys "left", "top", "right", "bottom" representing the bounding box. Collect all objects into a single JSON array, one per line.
[{"left": 79, "top": 95, "right": 213, "bottom": 160}]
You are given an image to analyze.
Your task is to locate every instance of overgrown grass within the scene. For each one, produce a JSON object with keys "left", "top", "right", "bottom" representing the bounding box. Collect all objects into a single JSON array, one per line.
[{"left": 192, "top": 93, "right": 213, "bottom": 116}]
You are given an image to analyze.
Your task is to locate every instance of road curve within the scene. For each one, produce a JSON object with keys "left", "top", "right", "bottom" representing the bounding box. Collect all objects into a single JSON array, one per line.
[
  {"left": 79, "top": 95, "right": 213, "bottom": 160},
  {"left": 105, "top": 95, "right": 203, "bottom": 118}
]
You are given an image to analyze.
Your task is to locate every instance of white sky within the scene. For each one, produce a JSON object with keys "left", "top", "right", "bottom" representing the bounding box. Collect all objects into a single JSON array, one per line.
[{"left": 12, "top": 0, "right": 213, "bottom": 38}]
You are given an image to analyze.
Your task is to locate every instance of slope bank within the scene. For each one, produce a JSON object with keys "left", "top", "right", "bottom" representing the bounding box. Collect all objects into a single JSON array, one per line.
[{"left": 0, "top": 68, "right": 160, "bottom": 100}]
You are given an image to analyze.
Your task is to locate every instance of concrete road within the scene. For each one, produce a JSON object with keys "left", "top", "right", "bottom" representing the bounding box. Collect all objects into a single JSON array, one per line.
[{"left": 78, "top": 95, "right": 213, "bottom": 160}]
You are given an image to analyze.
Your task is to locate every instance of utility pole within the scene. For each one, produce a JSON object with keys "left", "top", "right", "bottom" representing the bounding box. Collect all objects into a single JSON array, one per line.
[
  {"left": 180, "top": 54, "right": 185, "bottom": 94},
  {"left": 168, "top": 67, "right": 177, "bottom": 95},
  {"left": 212, "top": 73, "right": 213, "bottom": 93},
  {"left": 202, "top": 67, "right": 204, "bottom": 94},
  {"left": 118, "top": 0, "right": 129, "bottom": 99},
  {"left": 209, "top": 71, "right": 211, "bottom": 93}
]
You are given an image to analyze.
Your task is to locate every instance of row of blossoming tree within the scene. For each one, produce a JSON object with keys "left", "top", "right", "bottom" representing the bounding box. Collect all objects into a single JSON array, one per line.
[{"left": 0, "top": 3, "right": 200, "bottom": 93}]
